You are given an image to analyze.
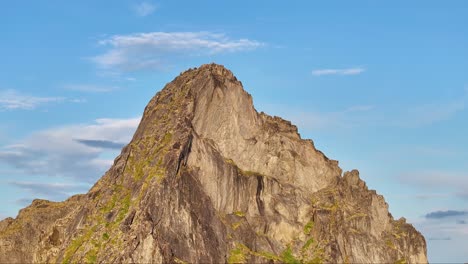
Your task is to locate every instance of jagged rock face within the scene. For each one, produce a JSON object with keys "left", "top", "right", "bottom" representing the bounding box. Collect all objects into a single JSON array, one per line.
[{"left": 0, "top": 64, "right": 427, "bottom": 263}]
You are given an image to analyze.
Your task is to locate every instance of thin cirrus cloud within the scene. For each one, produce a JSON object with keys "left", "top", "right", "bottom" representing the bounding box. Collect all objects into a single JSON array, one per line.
[
  {"left": 262, "top": 88, "right": 466, "bottom": 134},
  {"left": 312, "top": 67, "right": 365, "bottom": 76},
  {"left": 0, "top": 89, "right": 86, "bottom": 110},
  {"left": 425, "top": 210, "right": 468, "bottom": 219},
  {"left": 397, "top": 170, "right": 468, "bottom": 200},
  {"left": 91, "top": 32, "right": 263, "bottom": 72},
  {"left": 374, "top": 88, "right": 466, "bottom": 128},
  {"left": 0, "top": 117, "right": 140, "bottom": 183},
  {"left": 133, "top": 2, "right": 157, "bottom": 17},
  {"left": 9, "top": 181, "right": 89, "bottom": 203},
  {"left": 261, "top": 103, "right": 375, "bottom": 132},
  {"left": 64, "top": 84, "right": 119, "bottom": 93},
  {"left": 0, "top": 90, "right": 64, "bottom": 110},
  {"left": 427, "top": 236, "right": 452, "bottom": 241},
  {"left": 395, "top": 99, "right": 465, "bottom": 128},
  {"left": 75, "top": 139, "right": 126, "bottom": 149},
  {"left": 10, "top": 181, "right": 89, "bottom": 211}
]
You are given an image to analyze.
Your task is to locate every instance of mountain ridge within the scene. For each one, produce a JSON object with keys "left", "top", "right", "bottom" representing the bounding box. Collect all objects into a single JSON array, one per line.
[{"left": 0, "top": 63, "right": 427, "bottom": 263}]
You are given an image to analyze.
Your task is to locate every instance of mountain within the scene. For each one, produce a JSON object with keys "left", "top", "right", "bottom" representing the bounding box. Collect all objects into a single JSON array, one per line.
[{"left": 0, "top": 64, "right": 427, "bottom": 263}]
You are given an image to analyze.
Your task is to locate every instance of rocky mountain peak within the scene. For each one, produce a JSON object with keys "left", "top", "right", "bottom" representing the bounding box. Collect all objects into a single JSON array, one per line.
[{"left": 0, "top": 64, "right": 427, "bottom": 263}]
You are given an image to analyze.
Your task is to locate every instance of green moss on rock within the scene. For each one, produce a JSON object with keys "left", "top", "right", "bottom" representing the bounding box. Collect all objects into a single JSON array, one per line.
[{"left": 281, "top": 246, "right": 301, "bottom": 264}]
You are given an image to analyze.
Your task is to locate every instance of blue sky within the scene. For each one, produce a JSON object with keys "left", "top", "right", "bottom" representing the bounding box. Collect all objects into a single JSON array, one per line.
[{"left": 1, "top": 1, "right": 467, "bottom": 262}]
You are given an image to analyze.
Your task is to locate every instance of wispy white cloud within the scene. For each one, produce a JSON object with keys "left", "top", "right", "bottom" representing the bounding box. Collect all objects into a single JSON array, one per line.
[
  {"left": 9, "top": 181, "right": 89, "bottom": 202},
  {"left": 0, "top": 90, "right": 86, "bottom": 110},
  {"left": 277, "top": 88, "right": 467, "bottom": 132},
  {"left": 133, "top": 2, "right": 157, "bottom": 17},
  {"left": 388, "top": 193, "right": 452, "bottom": 200},
  {"left": 414, "top": 193, "right": 451, "bottom": 200},
  {"left": 64, "top": 84, "right": 119, "bottom": 93},
  {"left": 397, "top": 170, "right": 468, "bottom": 200},
  {"left": 394, "top": 99, "right": 465, "bottom": 127},
  {"left": 427, "top": 236, "right": 452, "bottom": 241},
  {"left": 68, "top": 98, "right": 87, "bottom": 103},
  {"left": 91, "top": 32, "right": 263, "bottom": 72},
  {"left": 260, "top": 103, "right": 375, "bottom": 131},
  {"left": 412, "top": 217, "right": 468, "bottom": 263},
  {"left": 343, "top": 105, "right": 375, "bottom": 112},
  {"left": 75, "top": 139, "right": 125, "bottom": 149},
  {"left": 312, "top": 67, "right": 365, "bottom": 76},
  {"left": 425, "top": 210, "right": 468, "bottom": 219},
  {"left": 409, "top": 146, "right": 458, "bottom": 158},
  {"left": 0, "top": 117, "right": 140, "bottom": 182},
  {"left": 382, "top": 88, "right": 468, "bottom": 128},
  {"left": 0, "top": 90, "right": 65, "bottom": 110}
]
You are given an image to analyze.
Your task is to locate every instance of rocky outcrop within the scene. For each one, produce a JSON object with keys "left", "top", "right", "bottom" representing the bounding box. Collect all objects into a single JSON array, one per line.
[{"left": 0, "top": 64, "right": 427, "bottom": 263}]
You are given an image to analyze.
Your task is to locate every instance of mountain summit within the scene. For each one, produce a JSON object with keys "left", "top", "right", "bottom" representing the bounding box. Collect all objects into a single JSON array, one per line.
[{"left": 0, "top": 64, "right": 427, "bottom": 263}]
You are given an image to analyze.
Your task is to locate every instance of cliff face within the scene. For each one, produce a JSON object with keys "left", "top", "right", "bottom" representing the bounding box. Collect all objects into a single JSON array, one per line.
[{"left": 0, "top": 64, "right": 427, "bottom": 263}]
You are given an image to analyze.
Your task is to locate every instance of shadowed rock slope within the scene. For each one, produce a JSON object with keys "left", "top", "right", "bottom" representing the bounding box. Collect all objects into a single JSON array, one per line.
[{"left": 0, "top": 64, "right": 427, "bottom": 263}]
